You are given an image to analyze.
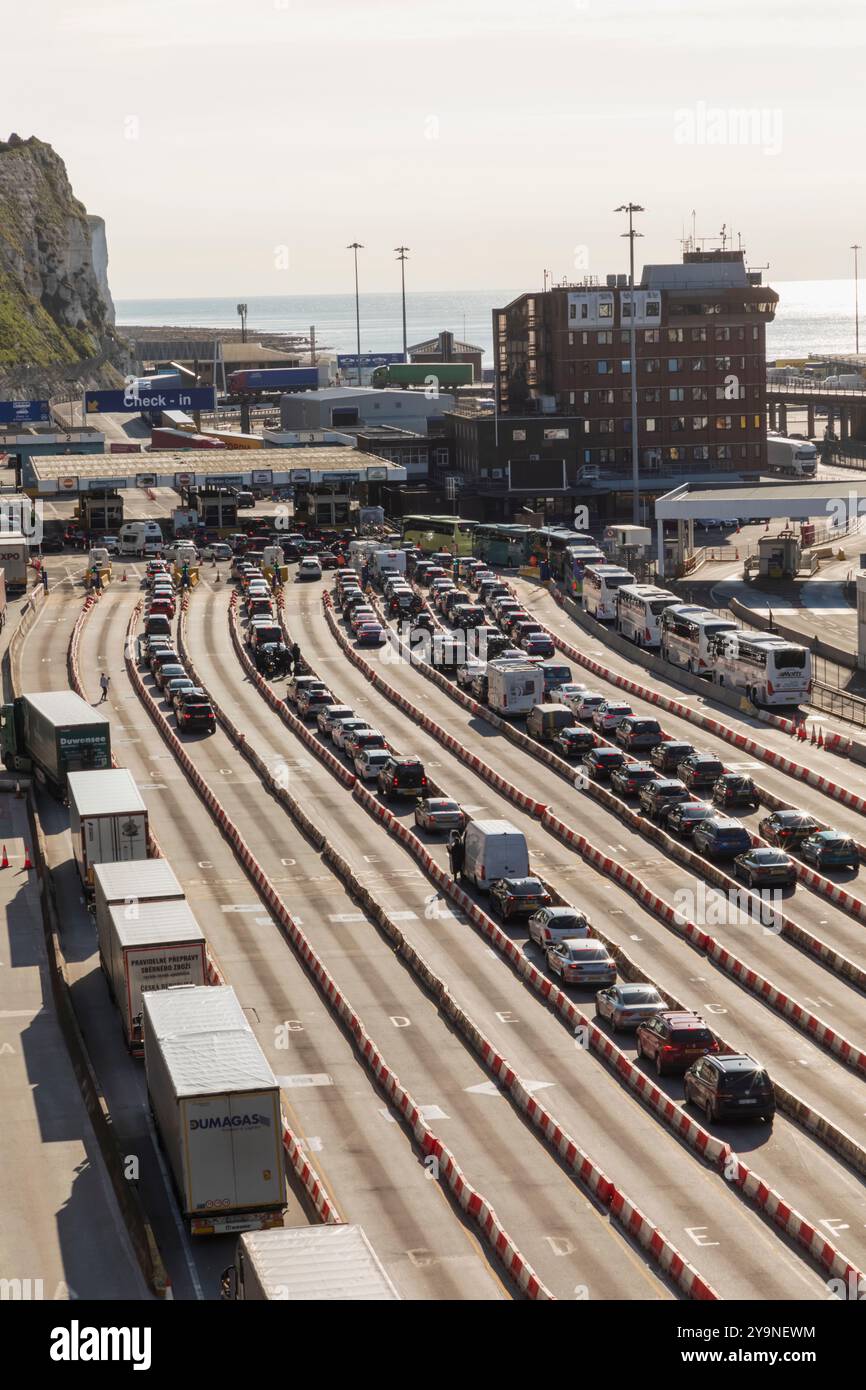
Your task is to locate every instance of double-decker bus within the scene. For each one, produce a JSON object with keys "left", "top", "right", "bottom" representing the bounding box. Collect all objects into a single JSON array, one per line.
[
  {"left": 582, "top": 564, "right": 635, "bottom": 621},
  {"left": 401, "top": 515, "right": 478, "bottom": 557},
  {"left": 473, "top": 523, "right": 534, "bottom": 567},
  {"left": 706, "top": 631, "right": 811, "bottom": 706},
  {"left": 615, "top": 584, "right": 681, "bottom": 649},
  {"left": 659, "top": 605, "right": 737, "bottom": 676}
]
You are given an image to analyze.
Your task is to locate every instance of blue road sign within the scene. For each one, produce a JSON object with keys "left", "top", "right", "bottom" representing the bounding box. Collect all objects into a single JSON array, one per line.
[
  {"left": 0, "top": 399, "right": 50, "bottom": 424},
  {"left": 84, "top": 386, "right": 216, "bottom": 414}
]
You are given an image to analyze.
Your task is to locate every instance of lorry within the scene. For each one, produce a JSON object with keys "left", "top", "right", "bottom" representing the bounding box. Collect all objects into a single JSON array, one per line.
[
  {"left": 150, "top": 428, "right": 225, "bottom": 450},
  {"left": 370, "top": 548, "right": 407, "bottom": 583},
  {"left": 221, "top": 1225, "right": 401, "bottom": 1301},
  {"left": 461, "top": 819, "right": 530, "bottom": 891},
  {"left": 486, "top": 659, "right": 545, "bottom": 716},
  {"left": 119, "top": 521, "right": 164, "bottom": 557},
  {"left": 227, "top": 365, "right": 330, "bottom": 394},
  {"left": 0, "top": 691, "right": 111, "bottom": 797},
  {"left": 94, "top": 857, "right": 185, "bottom": 939},
  {"left": 100, "top": 898, "right": 207, "bottom": 1053},
  {"left": 68, "top": 768, "right": 149, "bottom": 888},
  {"left": 0, "top": 533, "right": 30, "bottom": 592},
  {"left": 370, "top": 362, "right": 474, "bottom": 390},
  {"left": 766, "top": 434, "right": 818, "bottom": 479},
  {"left": 142, "top": 985, "right": 286, "bottom": 1235}
]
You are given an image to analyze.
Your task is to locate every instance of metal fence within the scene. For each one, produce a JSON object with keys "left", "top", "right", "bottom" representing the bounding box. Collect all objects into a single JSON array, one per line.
[{"left": 810, "top": 681, "right": 866, "bottom": 726}]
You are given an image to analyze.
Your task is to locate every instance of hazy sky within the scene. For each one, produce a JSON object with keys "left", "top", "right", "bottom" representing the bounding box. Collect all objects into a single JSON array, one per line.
[{"left": 5, "top": 0, "right": 863, "bottom": 298}]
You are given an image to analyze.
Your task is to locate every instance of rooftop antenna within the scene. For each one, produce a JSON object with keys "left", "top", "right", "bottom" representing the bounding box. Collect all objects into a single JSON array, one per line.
[{"left": 720, "top": 223, "right": 727, "bottom": 250}]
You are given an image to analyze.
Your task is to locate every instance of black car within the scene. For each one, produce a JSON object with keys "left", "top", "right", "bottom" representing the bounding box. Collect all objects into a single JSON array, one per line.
[
  {"left": 651, "top": 740, "right": 695, "bottom": 773},
  {"left": 712, "top": 773, "right": 759, "bottom": 810},
  {"left": 678, "top": 752, "right": 725, "bottom": 790},
  {"left": 377, "top": 756, "right": 428, "bottom": 799},
  {"left": 616, "top": 717, "right": 663, "bottom": 752},
  {"left": 488, "top": 876, "right": 552, "bottom": 922},
  {"left": 639, "top": 778, "right": 691, "bottom": 820},
  {"left": 683, "top": 1054, "right": 775, "bottom": 1125},
  {"left": 610, "top": 762, "right": 658, "bottom": 798},
  {"left": 553, "top": 726, "right": 596, "bottom": 759},
  {"left": 664, "top": 799, "right": 716, "bottom": 838},
  {"left": 758, "top": 809, "right": 820, "bottom": 849},
  {"left": 733, "top": 847, "right": 797, "bottom": 889},
  {"left": 255, "top": 642, "right": 291, "bottom": 676},
  {"left": 175, "top": 688, "right": 216, "bottom": 733},
  {"left": 582, "top": 747, "right": 626, "bottom": 781}
]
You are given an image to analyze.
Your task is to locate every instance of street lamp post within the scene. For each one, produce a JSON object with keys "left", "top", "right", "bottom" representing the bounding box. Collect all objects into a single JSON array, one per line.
[
  {"left": 615, "top": 203, "right": 644, "bottom": 525},
  {"left": 852, "top": 243, "right": 862, "bottom": 355},
  {"left": 395, "top": 246, "right": 410, "bottom": 361},
  {"left": 347, "top": 243, "right": 364, "bottom": 385},
  {"left": 236, "top": 302, "right": 248, "bottom": 344}
]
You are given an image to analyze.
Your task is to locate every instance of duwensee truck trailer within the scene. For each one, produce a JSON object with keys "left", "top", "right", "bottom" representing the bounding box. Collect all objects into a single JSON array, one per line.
[
  {"left": 0, "top": 691, "right": 111, "bottom": 797},
  {"left": 143, "top": 985, "right": 286, "bottom": 1235}
]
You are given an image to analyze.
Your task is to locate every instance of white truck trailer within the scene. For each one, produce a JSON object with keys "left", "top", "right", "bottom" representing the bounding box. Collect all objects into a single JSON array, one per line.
[
  {"left": 766, "top": 434, "right": 818, "bottom": 478},
  {"left": 68, "top": 768, "right": 149, "bottom": 888},
  {"left": 94, "top": 857, "right": 184, "bottom": 934},
  {"left": 221, "top": 1224, "right": 400, "bottom": 1300},
  {"left": 100, "top": 898, "right": 207, "bottom": 1053},
  {"left": 0, "top": 532, "right": 30, "bottom": 592},
  {"left": 143, "top": 985, "right": 286, "bottom": 1236},
  {"left": 486, "top": 659, "right": 545, "bottom": 715}
]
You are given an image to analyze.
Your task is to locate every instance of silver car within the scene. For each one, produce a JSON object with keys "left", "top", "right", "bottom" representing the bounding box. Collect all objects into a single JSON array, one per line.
[{"left": 595, "top": 983, "right": 666, "bottom": 1033}]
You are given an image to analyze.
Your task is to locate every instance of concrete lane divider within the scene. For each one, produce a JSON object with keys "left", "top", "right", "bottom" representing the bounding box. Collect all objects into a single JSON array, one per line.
[{"left": 127, "top": 604, "right": 552, "bottom": 1299}]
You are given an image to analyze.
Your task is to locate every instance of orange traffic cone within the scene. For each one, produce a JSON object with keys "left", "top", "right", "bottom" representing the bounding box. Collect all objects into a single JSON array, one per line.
[
  {"left": 810, "top": 726, "right": 816, "bottom": 744},
  {"left": 0, "top": 845, "right": 8, "bottom": 869},
  {"left": 818, "top": 729, "right": 824, "bottom": 748},
  {"left": 23, "top": 846, "right": 32, "bottom": 870},
  {"left": 122, "top": 570, "right": 127, "bottom": 582}
]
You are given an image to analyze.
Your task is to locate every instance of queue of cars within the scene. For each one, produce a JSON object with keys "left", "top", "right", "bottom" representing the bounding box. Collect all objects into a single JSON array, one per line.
[{"left": 140, "top": 563, "right": 216, "bottom": 733}]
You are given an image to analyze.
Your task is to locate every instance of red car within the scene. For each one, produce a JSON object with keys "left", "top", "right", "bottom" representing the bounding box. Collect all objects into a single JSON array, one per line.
[{"left": 635, "top": 1011, "right": 719, "bottom": 1075}]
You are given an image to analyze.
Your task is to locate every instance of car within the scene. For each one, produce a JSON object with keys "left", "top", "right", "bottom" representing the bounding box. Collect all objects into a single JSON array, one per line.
[
  {"left": 635, "top": 1011, "right": 718, "bottom": 1075},
  {"left": 596, "top": 983, "right": 666, "bottom": 1033},
  {"left": 758, "top": 810, "right": 821, "bottom": 849},
  {"left": 664, "top": 799, "right": 716, "bottom": 838},
  {"left": 317, "top": 704, "right": 355, "bottom": 736},
  {"left": 552, "top": 726, "right": 596, "bottom": 759},
  {"left": 344, "top": 728, "right": 387, "bottom": 760},
  {"left": 297, "top": 557, "right": 323, "bottom": 581},
  {"left": 551, "top": 682, "right": 590, "bottom": 707},
  {"left": 683, "top": 1054, "right": 775, "bottom": 1125},
  {"left": 247, "top": 598, "right": 275, "bottom": 621},
  {"left": 522, "top": 635, "right": 556, "bottom": 658},
  {"left": 639, "top": 777, "right": 691, "bottom": 820},
  {"left": 470, "top": 672, "right": 490, "bottom": 702},
  {"left": 496, "top": 647, "right": 528, "bottom": 664},
  {"left": 296, "top": 686, "right": 337, "bottom": 719},
  {"left": 592, "top": 700, "right": 633, "bottom": 733},
  {"left": 527, "top": 905, "right": 592, "bottom": 947},
  {"left": 147, "top": 598, "right": 176, "bottom": 620},
  {"left": 356, "top": 622, "right": 386, "bottom": 646},
  {"left": 202, "top": 542, "right": 232, "bottom": 562},
  {"left": 349, "top": 608, "right": 377, "bottom": 633},
  {"left": 538, "top": 662, "right": 573, "bottom": 693},
  {"left": 174, "top": 689, "right": 216, "bottom": 733},
  {"left": 733, "top": 847, "right": 797, "bottom": 889},
  {"left": 650, "top": 739, "right": 695, "bottom": 773},
  {"left": 582, "top": 747, "right": 627, "bottom": 781},
  {"left": 287, "top": 674, "right": 326, "bottom": 706},
  {"left": 610, "top": 762, "right": 658, "bottom": 798},
  {"left": 546, "top": 938, "right": 617, "bottom": 986},
  {"left": 488, "top": 876, "right": 552, "bottom": 921},
  {"left": 677, "top": 752, "right": 725, "bottom": 789},
  {"left": 149, "top": 647, "right": 181, "bottom": 676},
  {"left": 456, "top": 660, "right": 486, "bottom": 690},
  {"left": 255, "top": 642, "right": 291, "bottom": 677},
  {"left": 354, "top": 747, "right": 393, "bottom": 781},
  {"left": 332, "top": 718, "right": 372, "bottom": 751},
  {"left": 511, "top": 619, "right": 544, "bottom": 645},
  {"left": 165, "top": 676, "right": 196, "bottom": 704},
  {"left": 573, "top": 692, "right": 607, "bottom": 722},
  {"left": 692, "top": 815, "right": 752, "bottom": 859},
  {"left": 616, "top": 717, "right": 663, "bottom": 752},
  {"left": 101, "top": 535, "right": 120, "bottom": 555},
  {"left": 414, "top": 797, "right": 465, "bottom": 832},
  {"left": 154, "top": 661, "right": 186, "bottom": 692},
  {"left": 799, "top": 830, "right": 859, "bottom": 870},
  {"left": 248, "top": 622, "right": 283, "bottom": 651},
  {"left": 503, "top": 611, "right": 531, "bottom": 637},
  {"left": 712, "top": 773, "right": 760, "bottom": 810},
  {"left": 377, "top": 755, "right": 428, "bottom": 799},
  {"left": 319, "top": 551, "right": 339, "bottom": 570}
]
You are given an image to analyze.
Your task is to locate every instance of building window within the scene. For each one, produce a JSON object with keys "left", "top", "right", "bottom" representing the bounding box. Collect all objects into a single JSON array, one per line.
[
  {"left": 597, "top": 360, "right": 609, "bottom": 374},
  {"left": 668, "top": 358, "right": 681, "bottom": 372},
  {"left": 693, "top": 358, "right": 705, "bottom": 372},
  {"left": 622, "top": 299, "right": 632, "bottom": 319},
  {"left": 693, "top": 445, "right": 710, "bottom": 461},
  {"left": 715, "top": 356, "right": 732, "bottom": 371},
  {"left": 643, "top": 388, "right": 661, "bottom": 403},
  {"left": 597, "top": 331, "right": 612, "bottom": 344},
  {"left": 669, "top": 388, "right": 684, "bottom": 402},
  {"left": 715, "top": 326, "right": 731, "bottom": 342},
  {"left": 645, "top": 358, "right": 660, "bottom": 373},
  {"left": 582, "top": 332, "right": 589, "bottom": 345},
  {"left": 645, "top": 300, "right": 660, "bottom": 318},
  {"left": 512, "top": 429, "right": 526, "bottom": 440},
  {"left": 644, "top": 329, "right": 660, "bottom": 344},
  {"left": 620, "top": 359, "right": 631, "bottom": 373},
  {"left": 692, "top": 415, "right": 708, "bottom": 429},
  {"left": 645, "top": 418, "right": 657, "bottom": 432},
  {"left": 691, "top": 327, "right": 707, "bottom": 342},
  {"left": 434, "top": 447, "right": 448, "bottom": 466},
  {"left": 691, "top": 386, "right": 707, "bottom": 401},
  {"left": 715, "top": 445, "right": 732, "bottom": 459},
  {"left": 671, "top": 416, "right": 686, "bottom": 432},
  {"left": 620, "top": 331, "right": 630, "bottom": 344},
  {"left": 753, "top": 414, "right": 761, "bottom": 428},
  {"left": 667, "top": 328, "right": 684, "bottom": 343},
  {"left": 715, "top": 416, "right": 732, "bottom": 430},
  {"left": 599, "top": 302, "right": 612, "bottom": 318},
  {"left": 739, "top": 416, "right": 747, "bottom": 430},
  {"left": 568, "top": 332, "right": 574, "bottom": 346},
  {"left": 544, "top": 427, "right": 569, "bottom": 440}
]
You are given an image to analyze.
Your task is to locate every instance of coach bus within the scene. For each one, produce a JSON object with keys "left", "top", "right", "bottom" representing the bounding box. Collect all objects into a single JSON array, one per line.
[
  {"left": 567, "top": 544, "right": 606, "bottom": 597},
  {"left": 401, "top": 515, "right": 478, "bottom": 557},
  {"left": 615, "top": 584, "right": 681, "bottom": 648},
  {"left": 659, "top": 605, "right": 737, "bottom": 676},
  {"left": 582, "top": 564, "right": 635, "bottom": 621},
  {"left": 525, "top": 528, "right": 596, "bottom": 581},
  {"left": 473, "top": 524, "right": 534, "bottom": 567},
  {"left": 705, "top": 631, "right": 811, "bottom": 706}
]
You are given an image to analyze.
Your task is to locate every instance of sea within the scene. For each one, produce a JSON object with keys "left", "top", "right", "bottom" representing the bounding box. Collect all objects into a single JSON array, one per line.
[{"left": 115, "top": 279, "right": 865, "bottom": 367}]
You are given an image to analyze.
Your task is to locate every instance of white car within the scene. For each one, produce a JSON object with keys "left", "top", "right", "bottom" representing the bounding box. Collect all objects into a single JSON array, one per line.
[
  {"left": 527, "top": 905, "right": 592, "bottom": 948},
  {"left": 553, "top": 683, "right": 591, "bottom": 707},
  {"left": 202, "top": 542, "right": 232, "bottom": 562},
  {"left": 332, "top": 719, "right": 372, "bottom": 751},
  {"left": 592, "top": 700, "right": 633, "bottom": 733},
  {"left": 297, "top": 557, "right": 323, "bottom": 581},
  {"left": 573, "top": 691, "right": 607, "bottom": 721},
  {"left": 102, "top": 536, "right": 120, "bottom": 555},
  {"left": 354, "top": 747, "right": 393, "bottom": 781}
]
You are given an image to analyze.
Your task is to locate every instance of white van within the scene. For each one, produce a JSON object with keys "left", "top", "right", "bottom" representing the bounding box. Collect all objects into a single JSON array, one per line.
[
  {"left": 119, "top": 521, "right": 164, "bottom": 557},
  {"left": 462, "top": 819, "right": 530, "bottom": 892},
  {"left": 486, "top": 660, "right": 545, "bottom": 716}
]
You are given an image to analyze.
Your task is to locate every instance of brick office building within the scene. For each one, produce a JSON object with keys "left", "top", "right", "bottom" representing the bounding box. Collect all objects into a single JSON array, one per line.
[{"left": 494, "top": 248, "right": 777, "bottom": 481}]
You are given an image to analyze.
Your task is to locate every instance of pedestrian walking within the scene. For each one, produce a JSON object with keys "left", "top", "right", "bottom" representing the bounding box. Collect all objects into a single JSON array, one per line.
[
  {"left": 290, "top": 641, "right": 301, "bottom": 674},
  {"left": 447, "top": 829, "right": 465, "bottom": 880},
  {"left": 41, "top": 568, "right": 49, "bottom": 593},
  {"left": 99, "top": 672, "right": 110, "bottom": 703}
]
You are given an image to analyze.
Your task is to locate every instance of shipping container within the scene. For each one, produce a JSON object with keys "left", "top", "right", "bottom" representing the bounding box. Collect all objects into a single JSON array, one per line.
[
  {"left": 142, "top": 985, "right": 286, "bottom": 1235},
  {"left": 221, "top": 1225, "right": 400, "bottom": 1300},
  {"left": 0, "top": 691, "right": 111, "bottom": 796},
  {"left": 101, "top": 898, "right": 207, "bottom": 1053},
  {"left": 68, "top": 768, "right": 149, "bottom": 888}
]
